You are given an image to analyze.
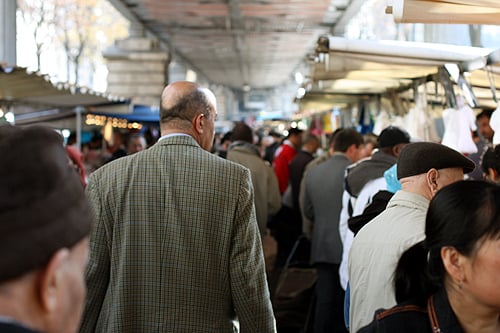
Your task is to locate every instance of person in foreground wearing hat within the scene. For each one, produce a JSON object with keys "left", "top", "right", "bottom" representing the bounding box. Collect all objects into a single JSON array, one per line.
[
  {"left": 0, "top": 125, "right": 93, "bottom": 333},
  {"left": 348, "top": 142, "right": 475, "bottom": 333},
  {"left": 359, "top": 180, "right": 500, "bottom": 333}
]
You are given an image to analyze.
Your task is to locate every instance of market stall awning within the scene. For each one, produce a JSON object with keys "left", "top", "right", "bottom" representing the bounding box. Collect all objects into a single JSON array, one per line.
[
  {"left": 0, "top": 65, "right": 131, "bottom": 129},
  {"left": 0, "top": 65, "right": 129, "bottom": 109},
  {"left": 298, "top": 36, "right": 500, "bottom": 111},
  {"left": 90, "top": 104, "right": 160, "bottom": 123},
  {"left": 299, "top": 37, "right": 500, "bottom": 111},
  {"left": 386, "top": 0, "right": 500, "bottom": 24}
]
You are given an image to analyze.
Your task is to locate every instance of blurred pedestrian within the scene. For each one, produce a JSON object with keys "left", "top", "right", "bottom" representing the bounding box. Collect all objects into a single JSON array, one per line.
[
  {"left": 227, "top": 122, "right": 281, "bottom": 239},
  {"left": 302, "top": 128, "right": 364, "bottom": 333},
  {"left": 226, "top": 122, "right": 281, "bottom": 273},
  {"left": 263, "top": 131, "right": 283, "bottom": 164},
  {"left": 66, "top": 145, "right": 87, "bottom": 187},
  {"left": 273, "top": 128, "right": 303, "bottom": 194},
  {"left": 216, "top": 131, "right": 233, "bottom": 159},
  {"left": 482, "top": 145, "right": 500, "bottom": 183},
  {"left": 127, "top": 133, "right": 147, "bottom": 155}
]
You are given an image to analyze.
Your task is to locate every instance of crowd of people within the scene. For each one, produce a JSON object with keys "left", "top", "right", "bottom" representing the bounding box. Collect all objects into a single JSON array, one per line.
[{"left": 0, "top": 81, "right": 499, "bottom": 333}]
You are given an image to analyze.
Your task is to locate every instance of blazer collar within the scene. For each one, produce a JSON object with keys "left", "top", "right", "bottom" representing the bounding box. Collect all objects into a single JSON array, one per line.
[{"left": 157, "top": 134, "right": 201, "bottom": 148}]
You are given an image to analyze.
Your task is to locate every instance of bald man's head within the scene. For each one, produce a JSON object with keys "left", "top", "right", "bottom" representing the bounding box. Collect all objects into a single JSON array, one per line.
[
  {"left": 160, "top": 81, "right": 215, "bottom": 127},
  {"left": 159, "top": 81, "right": 217, "bottom": 151}
]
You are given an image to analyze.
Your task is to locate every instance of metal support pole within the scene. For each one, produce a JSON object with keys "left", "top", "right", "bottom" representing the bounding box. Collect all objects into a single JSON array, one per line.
[
  {"left": 0, "top": 0, "right": 17, "bottom": 65},
  {"left": 75, "top": 106, "right": 84, "bottom": 150}
]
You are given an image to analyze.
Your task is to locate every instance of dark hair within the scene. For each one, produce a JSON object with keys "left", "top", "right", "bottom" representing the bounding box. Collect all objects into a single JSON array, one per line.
[
  {"left": 481, "top": 145, "right": 500, "bottom": 176},
  {"left": 333, "top": 128, "right": 363, "bottom": 152},
  {"left": 287, "top": 128, "right": 303, "bottom": 138},
  {"left": 160, "top": 88, "right": 212, "bottom": 124},
  {"left": 302, "top": 133, "right": 319, "bottom": 146},
  {"left": 231, "top": 122, "right": 253, "bottom": 143},
  {"left": 221, "top": 130, "right": 234, "bottom": 144},
  {"left": 394, "top": 180, "right": 500, "bottom": 305},
  {"left": 476, "top": 109, "right": 494, "bottom": 121},
  {"left": 328, "top": 128, "right": 344, "bottom": 148}
]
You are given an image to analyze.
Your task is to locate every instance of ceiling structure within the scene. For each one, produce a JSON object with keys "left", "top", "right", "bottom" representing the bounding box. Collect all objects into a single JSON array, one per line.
[{"left": 107, "top": 0, "right": 360, "bottom": 91}]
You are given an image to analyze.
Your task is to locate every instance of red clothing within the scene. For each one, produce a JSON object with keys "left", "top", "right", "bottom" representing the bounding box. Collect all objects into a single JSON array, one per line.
[
  {"left": 66, "top": 145, "right": 87, "bottom": 187},
  {"left": 273, "top": 141, "right": 297, "bottom": 193}
]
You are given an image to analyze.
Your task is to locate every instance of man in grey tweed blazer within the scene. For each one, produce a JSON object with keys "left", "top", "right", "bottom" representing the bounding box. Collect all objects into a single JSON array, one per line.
[{"left": 79, "top": 81, "right": 276, "bottom": 332}]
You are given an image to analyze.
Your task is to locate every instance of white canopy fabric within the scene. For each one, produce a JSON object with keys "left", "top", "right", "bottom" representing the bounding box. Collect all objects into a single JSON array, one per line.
[
  {"left": 388, "top": 0, "right": 500, "bottom": 24},
  {"left": 300, "top": 37, "right": 500, "bottom": 112},
  {"left": 313, "top": 37, "right": 492, "bottom": 94}
]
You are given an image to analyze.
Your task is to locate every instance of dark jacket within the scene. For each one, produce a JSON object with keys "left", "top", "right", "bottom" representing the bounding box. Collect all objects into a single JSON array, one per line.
[
  {"left": 345, "top": 151, "right": 396, "bottom": 198},
  {"left": 289, "top": 149, "right": 315, "bottom": 211},
  {"left": 0, "top": 322, "right": 41, "bottom": 333},
  {"left": 358, "top": 288, "right": 464, "bottom": 333}
]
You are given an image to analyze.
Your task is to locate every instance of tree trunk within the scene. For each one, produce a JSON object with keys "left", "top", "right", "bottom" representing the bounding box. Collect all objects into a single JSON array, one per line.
[
  {"left": 36, "top": 45, "right": 42, "bottom": 71},
  {"left": 74, "top": 56, "right": 79, "bottom": 84}
]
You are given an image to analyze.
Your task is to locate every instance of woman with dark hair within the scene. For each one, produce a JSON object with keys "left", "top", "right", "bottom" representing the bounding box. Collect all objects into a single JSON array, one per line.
[
  {"left": 482, "top": 145, "right": 500, "bottom": 183},
  {"left": 359, "top": 180, "right": 500, "bottom": 333}
]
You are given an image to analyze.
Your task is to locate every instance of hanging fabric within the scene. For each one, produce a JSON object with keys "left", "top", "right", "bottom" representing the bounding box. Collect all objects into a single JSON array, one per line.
[
  {"left": 490, "top": 105, "right": 500, "bottom": 145},
  {"left": 404, "top": 83, "right": 440, "bottom": 142},
  {"left": 441, "top": 95, "right": 478, "bottom": 154}
]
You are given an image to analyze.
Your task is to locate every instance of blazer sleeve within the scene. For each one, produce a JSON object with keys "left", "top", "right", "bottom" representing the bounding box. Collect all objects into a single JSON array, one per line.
[
  {"left": 79, "top": 174, "right": 111, "bottom": 333},
  {"left": 229, "top": 167, "right": 277, "bottom": 333}
]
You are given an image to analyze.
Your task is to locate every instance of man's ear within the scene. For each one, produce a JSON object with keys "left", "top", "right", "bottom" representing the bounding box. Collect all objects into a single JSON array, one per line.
[
  {"left": 193, "top": 113, "right": 205, "bottom": 134},
  {"left": 426, "top": 168, "right": 439, "bottom": 194},
  {"left": 392, "top": 143, "right": 405, "bottom": 157},
  {"left": 36, "top": 248, "right": 69, "bottom": 313},
  {"left": 441, "top": 246, "right": 466, "bottom": 286}
]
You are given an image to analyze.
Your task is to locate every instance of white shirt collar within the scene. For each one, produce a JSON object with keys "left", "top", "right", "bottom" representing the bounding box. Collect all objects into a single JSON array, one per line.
[{"left": 157, "top": 133, "right": 191, "bottom": 142}]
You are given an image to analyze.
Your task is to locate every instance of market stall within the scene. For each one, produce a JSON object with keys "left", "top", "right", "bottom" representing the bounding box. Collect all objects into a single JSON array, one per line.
[{"left": 296, "top": 36, "right": 500, "bottom": 141}]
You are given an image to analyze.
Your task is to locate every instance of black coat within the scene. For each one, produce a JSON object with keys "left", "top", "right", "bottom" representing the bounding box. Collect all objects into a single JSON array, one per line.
[
  {"left": 358, "top": 288, "right": 464, "bottom": 333},
  {"left": 0, "top": 322, "right": 41, "bottom": 333}
]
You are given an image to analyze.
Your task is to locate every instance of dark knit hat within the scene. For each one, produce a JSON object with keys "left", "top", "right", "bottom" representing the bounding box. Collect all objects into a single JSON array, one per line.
[
  {"left": 397, "top": 142, "right": 475, "bottom": 179},
  {"left": 378, "top": 126, "right": 411, "bottom": 148},
  {"left": 0, "top": 125, "right": 93, "bottom": 283}
]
